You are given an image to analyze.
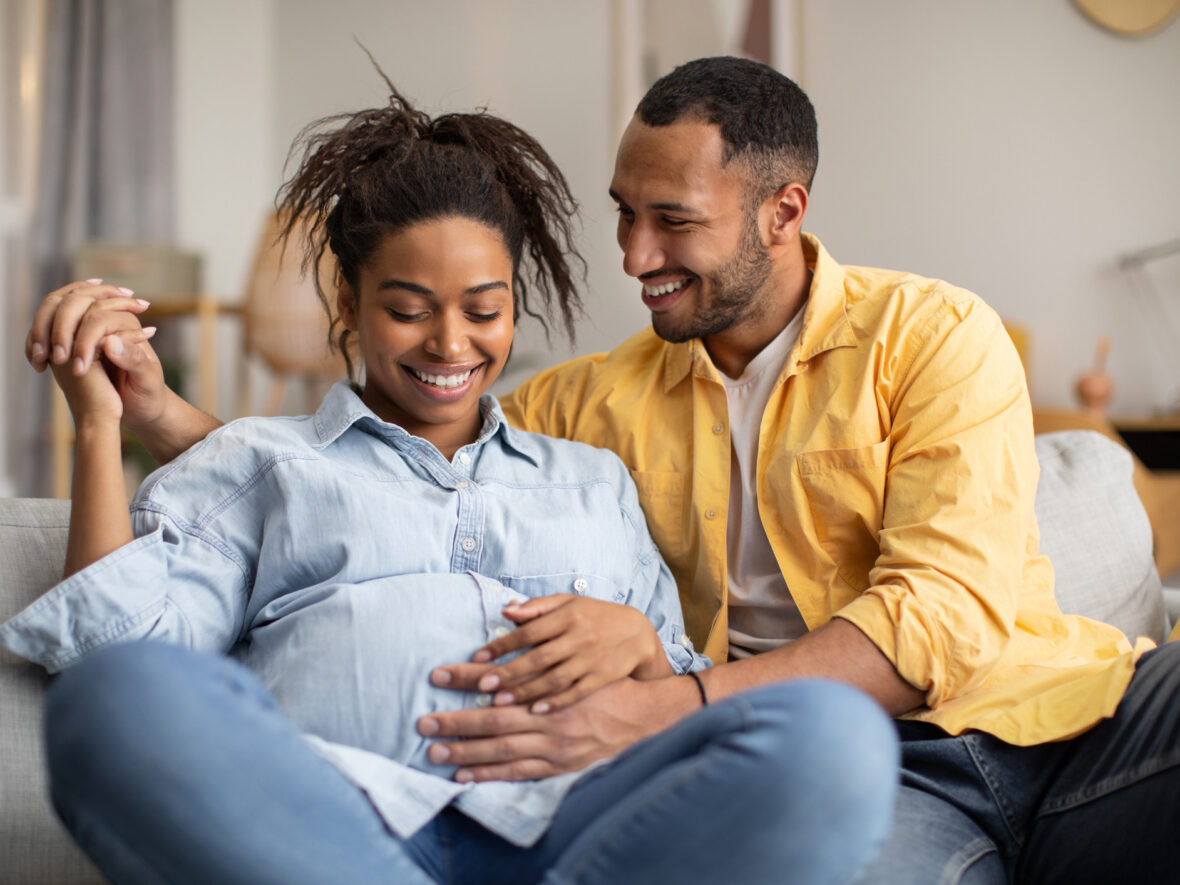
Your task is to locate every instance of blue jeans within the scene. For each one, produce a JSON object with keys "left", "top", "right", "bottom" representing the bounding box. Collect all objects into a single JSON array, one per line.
[
  {"left": 856, "top": 641, "right": 1180, "bottom": 884},
  {"left": 44, "top": 642, "right": 898, "bottom": 884}
]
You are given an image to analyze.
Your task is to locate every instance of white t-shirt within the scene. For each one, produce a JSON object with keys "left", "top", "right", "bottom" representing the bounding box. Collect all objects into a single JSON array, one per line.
[{"left": 722, "top": 307, "right": 807, "bottom": 660}]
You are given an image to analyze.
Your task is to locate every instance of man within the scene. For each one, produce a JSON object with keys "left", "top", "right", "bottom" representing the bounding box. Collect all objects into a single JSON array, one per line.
[{"left": 30, "top": 57, "right": 1180, "bottom": 881}]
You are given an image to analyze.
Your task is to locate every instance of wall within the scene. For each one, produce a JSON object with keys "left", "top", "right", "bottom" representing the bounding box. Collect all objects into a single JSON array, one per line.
[
  {"left": 801, "top": 0, "right": 1180, "bottom": 414},
  {"left": 171, "top": 0, "right": 1180, "bottom": 417}
]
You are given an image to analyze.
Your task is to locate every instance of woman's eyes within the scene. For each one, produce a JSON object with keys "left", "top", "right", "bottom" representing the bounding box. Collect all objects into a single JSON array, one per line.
[
  {"left": 388, "top": 309, "right": 426, "bottom": 322},
  {"left": 386, "top": 308, "right": 502, "bottom": 323},
  {"left": 467, "top": 310, "right": 502, "bottom": 323}
]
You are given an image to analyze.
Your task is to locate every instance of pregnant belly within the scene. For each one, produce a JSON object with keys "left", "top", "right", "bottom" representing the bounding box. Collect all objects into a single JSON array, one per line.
[{"left": 232, "top": 572, "right": 526, "bottom": 775}]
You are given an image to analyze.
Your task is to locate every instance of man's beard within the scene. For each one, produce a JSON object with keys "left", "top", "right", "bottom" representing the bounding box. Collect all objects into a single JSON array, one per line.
[{"left": 651, "top": 218, "right": 773, "bottom": 344}]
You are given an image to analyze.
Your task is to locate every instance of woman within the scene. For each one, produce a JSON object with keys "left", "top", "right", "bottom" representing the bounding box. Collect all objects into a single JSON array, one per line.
[{"left": 4, "top": 75, "right": 896, "bottom": 885}]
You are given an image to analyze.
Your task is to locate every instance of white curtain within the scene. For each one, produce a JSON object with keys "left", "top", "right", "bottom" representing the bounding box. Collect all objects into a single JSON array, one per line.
[{"left": 16, "top": 0, "right": 175, "bottom": 496}]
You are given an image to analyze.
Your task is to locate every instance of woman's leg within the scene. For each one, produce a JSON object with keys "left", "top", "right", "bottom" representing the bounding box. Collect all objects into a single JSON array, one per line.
[
  {"left": 44, "top": 641, "right": 437, "bottom": 885},
  {"left": 442, "top": 679, "right": 898, "bottom": 885}
]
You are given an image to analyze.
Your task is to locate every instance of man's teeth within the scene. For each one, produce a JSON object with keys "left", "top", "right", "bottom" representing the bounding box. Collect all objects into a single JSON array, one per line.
[
  {"left": 643, "top": 280, "right": 687, "bottom": 297},
  {"left": 411, "top": 368, "right": 474, "bottom": 389}
]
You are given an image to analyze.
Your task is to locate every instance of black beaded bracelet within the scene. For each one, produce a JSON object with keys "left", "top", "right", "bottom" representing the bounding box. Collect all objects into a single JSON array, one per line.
[{"left": 687, "top": 670, "right": 709, "bottom": 707}]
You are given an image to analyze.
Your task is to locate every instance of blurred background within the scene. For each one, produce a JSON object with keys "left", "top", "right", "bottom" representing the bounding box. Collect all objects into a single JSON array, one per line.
[{"left": 2, "top": 0, "right": 1179, "bottom": 500}]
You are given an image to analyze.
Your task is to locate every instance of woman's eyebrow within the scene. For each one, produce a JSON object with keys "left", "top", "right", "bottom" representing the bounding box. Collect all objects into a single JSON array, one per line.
[{"left": 375, "top": 279, "right": 509, "bottom": 296}]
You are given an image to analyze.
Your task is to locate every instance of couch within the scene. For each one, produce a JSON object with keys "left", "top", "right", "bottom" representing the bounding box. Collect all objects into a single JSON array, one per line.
[{"left": 1, "top": 429, "right": 1176, "bottom": 884}]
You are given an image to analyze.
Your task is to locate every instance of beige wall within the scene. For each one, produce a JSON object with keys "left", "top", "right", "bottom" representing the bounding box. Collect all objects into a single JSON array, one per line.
[{"left": 174, "top": 0, "right": 1180, "bottom": 416}]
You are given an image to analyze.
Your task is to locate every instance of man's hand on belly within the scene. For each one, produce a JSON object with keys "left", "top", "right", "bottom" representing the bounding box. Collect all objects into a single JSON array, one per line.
[{"left": 416, "top": 674, "right": 701, "bottom": 783}]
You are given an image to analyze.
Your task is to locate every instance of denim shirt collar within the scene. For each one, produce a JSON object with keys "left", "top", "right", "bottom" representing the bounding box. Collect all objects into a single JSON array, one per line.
[{"left": 312, "top": 381, "right": 541, "bottom": 466}]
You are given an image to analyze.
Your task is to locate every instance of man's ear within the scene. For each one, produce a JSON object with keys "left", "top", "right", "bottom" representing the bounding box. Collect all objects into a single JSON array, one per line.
[
  {"left": 765, "top": 182, "right": 809, "bottom": 246},
  {"left": 337, "top": 278, "right": 359, "bottom": 331}
]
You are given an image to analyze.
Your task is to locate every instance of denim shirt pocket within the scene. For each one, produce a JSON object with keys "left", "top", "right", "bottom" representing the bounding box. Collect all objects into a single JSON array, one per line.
[
  {"left": 796, "top": 439, "right": 890, "bottom": 592},
  {"left": 498, "top": 572, "right": 625, "bottom": 604}
]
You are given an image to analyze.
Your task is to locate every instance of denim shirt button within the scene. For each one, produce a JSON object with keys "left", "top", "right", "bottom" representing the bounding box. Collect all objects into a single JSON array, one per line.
[
  {"left": 476, "top": 693, "right": 493, "bottom": 707},
  {"left": 455, "top": 480, "right": 470, "bottom": 489},
  {"left": 493, "top": 625, "right": 511, "bottom": 639},
  {"left": 458, "top": 452, "right": 472, "bottom": 465},
  {"left": 572, "top": 578, "right": 588, "bottom": 593},
  {"left": 461, "top": 537, "right": 477, "bottom": 552}
]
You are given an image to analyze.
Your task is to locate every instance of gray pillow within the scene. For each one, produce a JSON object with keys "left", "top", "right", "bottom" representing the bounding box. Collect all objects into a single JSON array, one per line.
[{"left": 1035, "top": 430, "right": 1166, "bottom": 643}]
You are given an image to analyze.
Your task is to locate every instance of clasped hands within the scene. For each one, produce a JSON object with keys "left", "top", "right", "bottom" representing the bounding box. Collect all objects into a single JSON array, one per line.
[{"left": 418, "top": 593, "right": 675, "bottom": 782}]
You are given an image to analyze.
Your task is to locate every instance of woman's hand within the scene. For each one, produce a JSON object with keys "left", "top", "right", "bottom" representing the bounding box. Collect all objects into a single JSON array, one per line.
[
  {"left": 431, "top": 595, "right": 673, "bottom": 714},
  {"left": 28, "top": 281, "right": 167, "bottom": 427}
]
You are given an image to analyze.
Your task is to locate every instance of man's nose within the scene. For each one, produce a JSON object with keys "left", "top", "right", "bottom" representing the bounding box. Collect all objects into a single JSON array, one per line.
[{"left": 620, "top": 222, "right": 668, "bottom": 279}]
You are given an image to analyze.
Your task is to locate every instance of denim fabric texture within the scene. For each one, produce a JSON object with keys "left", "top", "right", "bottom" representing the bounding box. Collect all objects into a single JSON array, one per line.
[
  {"left": 855, "top": 641, "right": 1180, "bottom": 884},
  {"left": 0, "top": 383, "right": 707, "bottom": 847},
  {"left": 45, "top": 642, "right": 898, "bottom": 885}
]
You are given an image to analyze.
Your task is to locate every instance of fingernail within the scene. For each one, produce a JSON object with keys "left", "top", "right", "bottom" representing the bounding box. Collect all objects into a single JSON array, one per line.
[
  {"left": 479, "top": 674, "right": 500, "bottom": 691},
  {"left": 31, "top": 342, "right": 44, "bottom": 359},
  {"left": 142, "top": 326, "right": 158, "bottom": 339},
  {"left": 85, "top": 278, "right": 102, "bottom": 284},
  {"left": 473, "top": 650, "right": 491, "bottom": 663},
  {"left": 108, "top": 337, "right": 124, "bottom": 356},
  {"left": 419, "top": 717, "right": 439, "bottom": 736},
  {"left": 455, "top": 769, "right": 474, "bottom": 783},
  {"left": 135, "top": 298, "right": 150, "bottom": 308},
  {"left": 532, "top": 701, "right": 550, "bottom": 714},
  {"left": 430, "top": 668, "right": 451, "bottom": 686},
  {"left": 430, "top": 743, "right": 451, "bottom": 762},
  {"left": 73, "top": 357, "right": 85, "bottom": 374},
  {"left": 118, "top": 287, "right": 135, "bottom": 296},
  {"left": 53, "top": 345, "right": 66, "bottom": 363},
  {"left": 494, "top": 692, "right": 515, "bottom": 706}
]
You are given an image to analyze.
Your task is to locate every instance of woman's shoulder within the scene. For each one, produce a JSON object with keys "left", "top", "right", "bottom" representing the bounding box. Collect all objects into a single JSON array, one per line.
[{"left": 134, "top": 413, "right": 323, "bottom": 508}]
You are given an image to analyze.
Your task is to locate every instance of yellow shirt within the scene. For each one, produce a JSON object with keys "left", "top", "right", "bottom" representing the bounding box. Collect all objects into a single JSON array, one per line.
[{"left": 501, "top": 234, "right": 1149, "bottom": 746}]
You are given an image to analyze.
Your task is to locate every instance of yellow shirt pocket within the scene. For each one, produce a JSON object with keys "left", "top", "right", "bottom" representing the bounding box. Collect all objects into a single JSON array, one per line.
[
  {"left": 796, "top": 439, "right": 889, "bottom": 592},
  {"left": 629, "top": 470, "right": 688, "bottom": 561}
]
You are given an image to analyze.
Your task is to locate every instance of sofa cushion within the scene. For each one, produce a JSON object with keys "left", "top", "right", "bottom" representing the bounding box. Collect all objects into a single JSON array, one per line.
[
  {"left": 0, "top": 497, "right": 104, "bottom": 884},
  {"left": 1034, "top": 430, "right": 1166, "bottom": 643}
]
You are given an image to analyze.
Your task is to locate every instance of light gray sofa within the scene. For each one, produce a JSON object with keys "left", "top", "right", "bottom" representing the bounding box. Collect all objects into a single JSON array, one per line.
[{"left": 1, "top": 429, "right": 1176, "bottom": 884}]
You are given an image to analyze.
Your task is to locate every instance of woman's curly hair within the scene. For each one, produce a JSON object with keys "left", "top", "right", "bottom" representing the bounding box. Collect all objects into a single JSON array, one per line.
[{"left": 275, "top": 58, "right": 584, "bottom": 382}]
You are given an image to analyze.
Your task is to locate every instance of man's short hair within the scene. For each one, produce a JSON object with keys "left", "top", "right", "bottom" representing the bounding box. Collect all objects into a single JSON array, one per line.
[{"left": 636, "top": 56, "right": 818, "bottom": 202}]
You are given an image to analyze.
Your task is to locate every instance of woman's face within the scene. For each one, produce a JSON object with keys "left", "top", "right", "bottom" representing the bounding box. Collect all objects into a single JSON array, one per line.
[{"left": 338, "top": 216, "right": 515, "bottom": 458}]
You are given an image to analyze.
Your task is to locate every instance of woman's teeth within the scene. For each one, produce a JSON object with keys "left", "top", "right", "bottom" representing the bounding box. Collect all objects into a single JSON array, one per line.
[
  {"left": 411, "top": 367, "right": 474, "bottom": 389},
  {"left": 643, "top": 280, "right": 687, "bottom": 297}
]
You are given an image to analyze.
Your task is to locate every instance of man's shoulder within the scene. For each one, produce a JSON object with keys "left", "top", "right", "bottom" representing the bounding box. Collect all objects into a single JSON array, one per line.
[{"left": 823, "top": 261, "right": 1000, "bottom": 352}]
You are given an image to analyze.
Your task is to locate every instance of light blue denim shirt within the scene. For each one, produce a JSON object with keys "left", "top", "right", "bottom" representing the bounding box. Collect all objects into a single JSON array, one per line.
[{"left": 0, "top": 382, "right": 708, "bottom": 847}]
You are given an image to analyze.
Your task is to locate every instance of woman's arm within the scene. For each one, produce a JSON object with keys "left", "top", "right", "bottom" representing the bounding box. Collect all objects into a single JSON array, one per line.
[{"left": 49, "top": 326, "right": 153, "bottom": 576}]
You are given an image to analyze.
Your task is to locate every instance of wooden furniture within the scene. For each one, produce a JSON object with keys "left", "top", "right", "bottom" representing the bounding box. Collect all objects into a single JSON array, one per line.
[
  {"left": 50, "top": 294, "right": 239, "bottom": 499},
  {"left": 1034, "top": 408, "right": 1180, "bottom": 579},
  {"left": 236, "top": 212, "right": 345, "bottom": 417}
]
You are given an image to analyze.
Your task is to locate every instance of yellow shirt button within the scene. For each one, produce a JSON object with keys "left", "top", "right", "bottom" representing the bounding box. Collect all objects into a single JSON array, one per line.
[
  {"left": 712, "top": 423, "right": 725, "bottom": 435},
  {"left": 705, "top": 509, "right": 718, "bottom": 520}
]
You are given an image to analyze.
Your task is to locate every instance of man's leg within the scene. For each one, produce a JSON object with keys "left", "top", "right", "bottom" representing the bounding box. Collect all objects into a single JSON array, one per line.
[
  {"left": 1019, "top": 641, "right": 1180, "bottom": 884},
  {"left": 439, "top": 679, "right": 899, "bottom": 885},
  {"left": 44, "top": 641, "right": 438, "bottom": 885}
]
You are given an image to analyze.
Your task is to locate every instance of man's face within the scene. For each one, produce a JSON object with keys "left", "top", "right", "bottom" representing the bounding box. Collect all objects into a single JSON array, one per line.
[{"left": 609, "top": 117, "right": 772, "bottom": 344}]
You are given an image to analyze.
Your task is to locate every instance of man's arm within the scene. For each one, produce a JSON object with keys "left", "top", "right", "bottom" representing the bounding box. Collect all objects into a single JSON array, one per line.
[{"left": 419, "top": 617, "right": 922, "bottom": 782}]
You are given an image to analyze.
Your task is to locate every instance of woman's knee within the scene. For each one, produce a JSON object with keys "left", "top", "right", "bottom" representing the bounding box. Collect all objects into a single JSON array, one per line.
[{"left": 723, "top": 680, "right": 899, "bottom": 816}]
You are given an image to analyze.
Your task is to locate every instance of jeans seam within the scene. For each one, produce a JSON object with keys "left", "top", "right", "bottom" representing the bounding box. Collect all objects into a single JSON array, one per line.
[
  {"left": 962, "top": 736, "right": 1023, "bottom": 848},
  {"left": 1038, "top": 745, "right": 1180, "bottom": 815},
  {"left": 940, "top": 836, "right": 996, "bottom": 885}
]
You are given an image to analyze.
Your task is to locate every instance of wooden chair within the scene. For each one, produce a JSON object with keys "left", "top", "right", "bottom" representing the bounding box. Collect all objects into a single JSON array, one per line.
[{"left": 236, "top": 212, "right": 346, "bottom": 417}]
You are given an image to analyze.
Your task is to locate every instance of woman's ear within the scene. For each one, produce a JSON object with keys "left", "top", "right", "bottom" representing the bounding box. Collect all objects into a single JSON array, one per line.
[{"left": 337, "top": 279, "right": 359, "bottom": 331}]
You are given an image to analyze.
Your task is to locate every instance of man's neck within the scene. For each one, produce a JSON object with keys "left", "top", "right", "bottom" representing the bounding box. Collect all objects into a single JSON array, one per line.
[{"left": 703, "top": 256, "right": 812, "bottom": 379}]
